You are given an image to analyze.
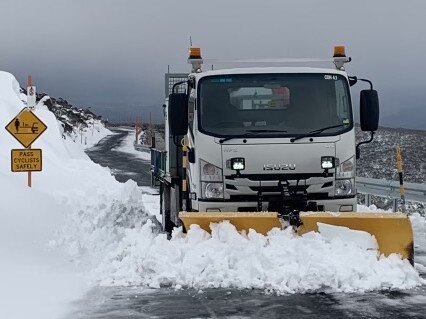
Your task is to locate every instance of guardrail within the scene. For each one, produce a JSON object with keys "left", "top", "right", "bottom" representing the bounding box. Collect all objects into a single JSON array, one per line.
[{"left": 356, "top": 177, "right": 426, "bottom": 210}]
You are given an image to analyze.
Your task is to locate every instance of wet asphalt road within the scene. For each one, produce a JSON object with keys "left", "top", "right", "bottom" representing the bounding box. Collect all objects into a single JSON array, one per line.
[
  {"left": 74, "top": 129, "right": 426, "bottom": 319},
  {"left": 72, "top": 286, "right": 426, "bottom": 319},
  {"left": 85, "top": 129, "right": 152, "bottom": 186}
]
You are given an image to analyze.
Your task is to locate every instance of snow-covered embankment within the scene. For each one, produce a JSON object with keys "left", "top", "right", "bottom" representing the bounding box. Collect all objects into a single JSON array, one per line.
[{"left": 0, "top": 71, "right": 146, "bottom": 319}]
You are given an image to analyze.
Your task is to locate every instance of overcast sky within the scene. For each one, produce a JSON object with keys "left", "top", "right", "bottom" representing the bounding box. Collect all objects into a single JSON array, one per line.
[{"left": 1, "top": 0, "right": 425, "bottom": 127}]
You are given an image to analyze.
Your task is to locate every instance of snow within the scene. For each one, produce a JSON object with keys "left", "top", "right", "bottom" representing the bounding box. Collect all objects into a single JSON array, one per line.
[
  {"left": 112, "top": 129, "right": 151, "bottom": 161},
  {"left": 0, "top": 70, "right": 425, "bottom": 317},
  {"left": 317, "top": 223, "right": 378, "bottom": 251},
  {"left": 86, "top": 220, "right": 422, "bottom": 294},
  {"left": 0, "top": 71, "right": 118, "bottom": 319},
  {"left": 357, "top": 204, "right": 390, "bottom": 212},
  {"left": 0, "top": 180, "right": 89, "bottom": 319}
]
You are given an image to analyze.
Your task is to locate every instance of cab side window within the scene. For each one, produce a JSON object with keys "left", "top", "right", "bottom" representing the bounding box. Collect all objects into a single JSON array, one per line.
[{"left": 335, "top": 80, "right": 349, "bottom": 120}]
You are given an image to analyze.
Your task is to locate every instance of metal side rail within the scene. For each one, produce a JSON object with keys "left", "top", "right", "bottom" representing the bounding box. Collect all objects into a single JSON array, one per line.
[
  {"left": 150, "top": 148, "right": 167, "bottom": 187},
  {"left": 356, "top": 176, "right": 426, "bottom": 204}
]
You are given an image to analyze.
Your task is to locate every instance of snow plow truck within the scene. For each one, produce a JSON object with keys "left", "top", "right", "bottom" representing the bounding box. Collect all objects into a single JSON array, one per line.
[{"left": 151, "top": 46, "right": 414, "bottom": 264}]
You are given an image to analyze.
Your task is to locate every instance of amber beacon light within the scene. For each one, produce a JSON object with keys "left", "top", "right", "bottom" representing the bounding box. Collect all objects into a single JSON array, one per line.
[
  {"left": 189, "top": 47, "right": 202, "bottom": 59},
  {"left": 333, "top": 45, "right": 346, "bottom": 58}
]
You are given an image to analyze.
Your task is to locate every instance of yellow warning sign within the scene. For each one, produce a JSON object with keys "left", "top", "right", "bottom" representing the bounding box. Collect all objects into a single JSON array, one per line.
[
  {"left": 5, "top": 108, "right": 47, "bottom": 148},
  {"left": 11, "top": 149, "right": 42, "bottom": 172}
]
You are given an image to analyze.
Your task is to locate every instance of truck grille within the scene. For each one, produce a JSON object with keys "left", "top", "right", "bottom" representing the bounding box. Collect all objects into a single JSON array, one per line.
[{"left": 224, "top": 173, "right": 334, "bottom": 197}]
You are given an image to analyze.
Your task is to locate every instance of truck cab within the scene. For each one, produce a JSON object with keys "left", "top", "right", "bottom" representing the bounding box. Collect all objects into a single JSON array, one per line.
[{"left": 153, "top": 47, "right": 379, "bottom": 232}]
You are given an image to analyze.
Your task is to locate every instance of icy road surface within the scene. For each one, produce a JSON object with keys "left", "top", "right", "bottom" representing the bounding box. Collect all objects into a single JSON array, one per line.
[
  {"left": 85, "top": 129, "right": 152, "bottom": 186},
  {"left": 72, "top": 129, "right": 426, "bottom": 319}
]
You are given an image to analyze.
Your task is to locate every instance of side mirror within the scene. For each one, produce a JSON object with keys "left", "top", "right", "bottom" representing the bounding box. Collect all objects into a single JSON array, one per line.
[
  {"left": 168, "top": 93, "right": 188, "bottom": 136},
  {"left": 360, "top": 90, "right": 379, "bottom": 131}
]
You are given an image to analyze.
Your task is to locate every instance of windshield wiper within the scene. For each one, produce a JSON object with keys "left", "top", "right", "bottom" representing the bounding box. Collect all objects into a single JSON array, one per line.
[
  {"left": 219, "top": 129, "right": 287, "bottom": 143},
  {"left": 290, "top": 124, "right": 346, "bottom": 143}
]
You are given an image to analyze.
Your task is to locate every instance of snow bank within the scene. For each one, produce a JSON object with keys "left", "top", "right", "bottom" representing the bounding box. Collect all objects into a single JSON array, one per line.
[
  {"left": 0, "top": 179, "right": 89, "bottom": 319},
  {"left": 61, "top": 199, "right": 421, "bottom": 294},
  {"left": 0, "top": 71, "right": 118, "bottom": 319},
  {"left": 92, "top": 221, "right": 423, "bottom": 293},
  {"left": 53, "top": 141, "right": 424, "bottom": 295},
  {"left": 53, "top": 182, "right": 160, "bottom": 267}
]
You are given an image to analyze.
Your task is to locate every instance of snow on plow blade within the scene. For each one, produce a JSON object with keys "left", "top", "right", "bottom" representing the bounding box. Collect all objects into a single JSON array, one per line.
[
  {"left": 179, "top": 212, "right": 282, "bottom": 235},
  {"left": 179, "top": 211, "right": 414, "bottom": 264},
  {"left": 299, "top": 212, "right": 414, "bottom": 263}
]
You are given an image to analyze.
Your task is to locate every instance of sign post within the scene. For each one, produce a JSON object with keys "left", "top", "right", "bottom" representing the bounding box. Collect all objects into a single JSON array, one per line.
[
  {"left": 5, "top": 76, "right": 47, "bottom": 187},
  {"left": 27, "top": 75, "right": 36, "bottom": 110}
]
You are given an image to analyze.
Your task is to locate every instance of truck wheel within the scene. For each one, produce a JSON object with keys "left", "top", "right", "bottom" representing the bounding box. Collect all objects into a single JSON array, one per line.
[{"left": 160, "top": 184, "right": 174, "bottom": 235}]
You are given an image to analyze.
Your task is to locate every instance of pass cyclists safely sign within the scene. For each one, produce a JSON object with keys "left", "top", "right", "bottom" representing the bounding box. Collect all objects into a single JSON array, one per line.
[
  {"left": 11, "top": 149, "right": 42, "bottom": 172},
  {"left": 5, "top": 108, "right": 47, "bottom": 148}
]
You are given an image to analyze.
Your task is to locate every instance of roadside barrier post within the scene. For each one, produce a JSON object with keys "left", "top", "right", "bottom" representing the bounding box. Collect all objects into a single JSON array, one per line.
[{"left": 395, "top": 145, "right": 406, "bottom": 213}]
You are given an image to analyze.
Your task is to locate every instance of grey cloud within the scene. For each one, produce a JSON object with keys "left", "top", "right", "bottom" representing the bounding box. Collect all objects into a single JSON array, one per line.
[{"left": 0, "top": 0, "right": 425, "bottom": 127}]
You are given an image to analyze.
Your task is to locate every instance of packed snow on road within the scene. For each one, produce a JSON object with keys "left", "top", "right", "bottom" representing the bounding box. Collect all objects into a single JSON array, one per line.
[
  {"left": 0, "top": 71, "right": 425, "bottom": 319},
  {"left": 112, "top": 129, "right": 151, "bottom": 161}
]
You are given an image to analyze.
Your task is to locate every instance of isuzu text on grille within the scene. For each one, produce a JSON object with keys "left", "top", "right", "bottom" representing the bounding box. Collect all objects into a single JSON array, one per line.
[{"left": 263, "top": 164, "right": 296, "bottom": 171}]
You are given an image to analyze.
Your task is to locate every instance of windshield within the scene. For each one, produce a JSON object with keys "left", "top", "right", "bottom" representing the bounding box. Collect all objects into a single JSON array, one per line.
[{"left": 198, "top": 73, "right": 352, "bottom": 137}]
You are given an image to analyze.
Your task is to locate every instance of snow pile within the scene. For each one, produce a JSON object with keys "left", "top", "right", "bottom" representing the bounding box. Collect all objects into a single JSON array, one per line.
[
  {"left": 92, "top": 220, "right": 423, "bottom": 294},
  {"left": 317, "top": 223, "right": 378, "bottom": 251},
  {"left": 52, "top": 139, "right": 425, "bottom": 294},
  {"left": 0, "top": 180, "right": 89, "bottom": 319},
  {"left": 52, "top": 183, "right": 160, "bottom": 267},
  {"left": 357, "top": 204, "right": 390, "bottom": 212},
  {"left": 57, "top": 197, "right": 422, "bottom": 294},
  {"left": 0, "top": 70, "right": 117, "bottom": 318}
]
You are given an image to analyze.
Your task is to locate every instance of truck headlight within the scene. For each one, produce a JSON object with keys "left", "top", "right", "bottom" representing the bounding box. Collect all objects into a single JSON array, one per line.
[
  {"left": 336, "top": 156, "right": 355, "bottom": 178},
  {"left": 335, "top": 179, "right": 354, "bottom": 196},
  {"left": 202, "top": 182, "right": 224, "bottom": 199},
  {"left": 200, "top": 160, "right": 223, "bottom": 199},
  {"left": 340, "top": 157, "right": 354, "bottom": 172},
  {"left": 200, "top": 159, "right": 222, "bottom": 182}
]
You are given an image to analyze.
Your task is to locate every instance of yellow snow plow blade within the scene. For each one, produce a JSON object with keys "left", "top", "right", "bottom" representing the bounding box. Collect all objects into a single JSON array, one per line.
[
  {"left": 298, "top": 212, "right": 414, "bottom": 262},
  {"left": 179, "top": 211, "right": 414, "bottom": 263}
]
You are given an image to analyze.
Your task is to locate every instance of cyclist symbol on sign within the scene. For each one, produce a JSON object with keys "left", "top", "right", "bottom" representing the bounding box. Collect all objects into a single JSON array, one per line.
[{"left": 14, "top": 118, "right": 20, "bottom": 133}]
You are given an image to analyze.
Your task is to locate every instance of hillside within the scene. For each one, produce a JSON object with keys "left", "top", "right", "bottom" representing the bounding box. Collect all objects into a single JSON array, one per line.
[
  {"left": 356, "top": 126, "right": 426, "bottom": 184},
  {"left": 19, "top": 88, "right": 108, "bottom": 147}
]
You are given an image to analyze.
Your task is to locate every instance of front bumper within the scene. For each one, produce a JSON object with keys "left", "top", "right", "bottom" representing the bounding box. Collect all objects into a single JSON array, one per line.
[{"left": 196, "top": 196, "right": 357, "bottom": 213}]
